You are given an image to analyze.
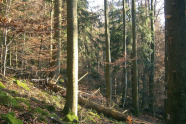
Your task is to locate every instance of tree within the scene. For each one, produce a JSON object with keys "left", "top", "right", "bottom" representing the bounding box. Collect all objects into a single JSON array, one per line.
[
  {"left": 63, "top": 0, "right": 78, "bottom": 116},
  {"left": 121, "top": 0, "right": 127, "bottom": 108},
  {"left": 50, "top": 0, "right": 61, "bottom": 81},
  {"left": 104, "top": 0, "right": 112, "bottom": 106},
  {"left": 165, "top": 0, "right": 186, "bottom": 123},
  {"left": 149, "top": 0, "right": 155, "bottom": 114},
  {"left": 132, "top": 0, "right": 139, "bottom": 116}
]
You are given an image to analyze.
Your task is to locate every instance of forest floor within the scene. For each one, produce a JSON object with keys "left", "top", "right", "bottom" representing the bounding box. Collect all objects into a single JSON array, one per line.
[{"left": 0, "top": 76, "right": 163, "bottom": 124}]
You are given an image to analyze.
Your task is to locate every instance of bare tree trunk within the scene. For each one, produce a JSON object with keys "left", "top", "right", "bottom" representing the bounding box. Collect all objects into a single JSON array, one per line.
[
  {"left": 3, "top": 0, "right": 11, "bottom": 76},
  {"left": 132, "top": 0, "right": 139, "bottom": 116},
  {"left": 50, "top": 0, "right": 61, "bottom": 82},
  {"left": 63, "top": 0, "right": 78, "bottom": 116},
  {"left": 165, "top": 0, "right": 186, "bottom": 123},
  {"left": 3, "top": 28, "right": 8, "bottom": 76},
  {"left": 21, "top": 31, "right": 26, "bottom": 76},
  {"left": 121, "top": 0, "right": 128, "bottom": 109},
  {"left": 104, "top": 0, "right": 112, "bottom": 107},
  {"left": 149, "top": 0, "right": 155, "bottom": 114}
]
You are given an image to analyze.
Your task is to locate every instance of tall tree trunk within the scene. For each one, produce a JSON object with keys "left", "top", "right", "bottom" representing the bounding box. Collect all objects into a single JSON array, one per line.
[
  {"left": 50, "top": 0, "right": 61, "bottom": 81},
  {"left": 132, "top": 0, "right": 139, "bottom": 116},
  {"left": 63, "top": 0, "right": 78, "bottom": 116},
  {"left": 165, "top": 0, "right": 186, "bottom": 123},
  {"left": 3, "top": 28, "right": 8, "bottom": 76},
  {"left": 50, "top": 0, "right": 53, "bottom": 66},
  {"left": 104, "top": 0, "right": 112, "bottom": 107},
  {"left": 21, "top": 31, "right": 26, "bottom": 76},
  {"left": 121, "top": 0, "right": 127, "bottom": 109},
  {"left": 149, "top": 0, "right": 155, "bottom": 114},
  {"left": 3, "top": 0, "right": 11, "bottom": 76}
]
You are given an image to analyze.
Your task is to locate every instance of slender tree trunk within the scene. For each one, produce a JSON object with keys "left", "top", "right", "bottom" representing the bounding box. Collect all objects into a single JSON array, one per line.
[
  {"left": 21, "top": 31, "right": 26, "bottom": 76},
  {"left": 121, "top": 0, "right": 128, "bottom": 109},
  {"left": 50, "top": 0, "right": 61, "bottom": 81},
  {"left": 15, "top": 40, "right": 18, "bottom": 69},
  {"left": 132, "top": 0, "right": 139, "bottom": 116},
  {"left": 149, "top": 0, "right": 155, "bottom": 114},
  {"left": 3, "top": 0, "right": 11, "bottom": 76},
  {"left": 104, "top": 0, "right": 112, "bottom": 107},
  {"left": 3, "top": 28, "right": 8, "bottom": 76},
  {"left": 142, "top": 64, "right": 146, "bottom": 109},
  {"left": 63, "top": 0, "right": 78, "bottom": 116},
  {"left": 165, "top": 0, "right": 186, "bottom": 123}
]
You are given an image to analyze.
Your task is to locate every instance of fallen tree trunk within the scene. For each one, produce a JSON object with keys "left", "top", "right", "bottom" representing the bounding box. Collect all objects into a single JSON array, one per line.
[{"left": 42, "top": 82, "right": 132, "bottom": 123}]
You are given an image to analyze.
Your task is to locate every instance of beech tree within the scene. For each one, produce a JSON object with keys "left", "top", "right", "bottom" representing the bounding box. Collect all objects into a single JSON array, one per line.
[
  {"left": 63, "top": 0, "right": 78, "bottom": 116},
  {"left": 165, "top": 0, "right": 186, "bottom": 123}
]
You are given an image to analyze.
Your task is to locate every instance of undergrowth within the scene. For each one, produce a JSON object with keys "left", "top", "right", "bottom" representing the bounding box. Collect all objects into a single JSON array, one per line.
[{"left": 0, "top": 77, "right": 125, "bottom": 124}]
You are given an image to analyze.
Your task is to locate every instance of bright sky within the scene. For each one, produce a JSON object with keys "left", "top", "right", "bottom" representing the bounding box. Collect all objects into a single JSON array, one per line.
[{"left": 88, "top": 0, "right": 165, "bottom": 25}]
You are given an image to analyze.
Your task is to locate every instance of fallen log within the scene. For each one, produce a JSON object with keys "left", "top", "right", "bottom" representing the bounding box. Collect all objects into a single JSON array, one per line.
[{"left": 43, "top": 82, "right": 132, "bottom": 123}]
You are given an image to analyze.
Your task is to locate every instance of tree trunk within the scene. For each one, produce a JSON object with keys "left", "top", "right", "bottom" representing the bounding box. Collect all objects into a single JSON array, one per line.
[
  {"left": 3, "top": 28, "right": 8, "bottom": 76},
  {"left": 121, "top": 0, "right": 128, "bottom": 109},
  {"left": 44, "top": 82, "right": 132, "bottom": 123},
  {"left": 132, "top": 0, "right": 139, "bottom": 116},
  {"left": 104, "top": 0, "right": 112, "bottom": 107},
  {"left": 63, "top": 0, "right": 78, "bottom": 116},
  {"left": 149, "top": 0, "right": 155, "bottom": 114},
  {"left": 165, "top": 0, "right": 186, "bottom": 123},
  {"left": 50, "top": 0, "right": 61, "bottom": 82}
]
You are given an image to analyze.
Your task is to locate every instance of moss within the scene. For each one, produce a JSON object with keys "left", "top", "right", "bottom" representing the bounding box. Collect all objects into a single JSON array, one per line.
[
  {"left": 35, "top": 107, "right": 49, "bottom": 116},
  {"left": 0, "top": 90, "right": 18, "bottom": 107},
  {"left": 11, "top": 90, "right": 19, "bottom": 94},
  {"left": 0, "top": 112, "right": 23, "bottom": 124},
  {"left": 45, "top": 105, "right": 56, "bottom": 113},
  {"left": 15, "top": 80, "right": 30, "bottom": 90},
  {"left": 88, "top": 111, "right": 100, "bottom": 119},
  {"left": 0, "top": 81, "right": 5, "bottom": 89},
  {"left": 64, "top": 111, "right": 78, "bottom": 123},
  {"left": 14, "top": 97, "right": 30, "bottom": 108},
  {"left": 37, "top": 115, "right": 47, "bottom": 122},
  {"left": 52, "top": 96, "right": 58, "bottom": 100}
]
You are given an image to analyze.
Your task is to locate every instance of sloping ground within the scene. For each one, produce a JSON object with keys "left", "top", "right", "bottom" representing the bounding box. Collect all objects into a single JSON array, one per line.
[
  {"left": 0, "top": 77, "right": 127, "bottom": 123},
  {"left": 0, "top": 76, "right": 163, "bottom": 124}
]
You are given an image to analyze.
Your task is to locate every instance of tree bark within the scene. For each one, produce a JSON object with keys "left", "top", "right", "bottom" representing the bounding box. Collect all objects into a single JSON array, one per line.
[
  {"left": 132, "top": 0, "right": 139, "bottom": 116},
  {"left": 104, "top": 0, "right": 112, "bottom": 107},
  {"left": 165, "top": 0, "right": 186, "bottom": 123},
  {"left": 63, "top": 0, "right": 78, "bottom": 116},
  {"left": 50, "top": 0, "right": 61, "bottom": 82},
  {"left": 44, "top": 82, "right": 132, "bottom": 123},
  {"left": 149, "top": 0, "right": 155, "bottom": 114},
  {"left": 121, "top": 0, "right": 128, "bottom": 109}
]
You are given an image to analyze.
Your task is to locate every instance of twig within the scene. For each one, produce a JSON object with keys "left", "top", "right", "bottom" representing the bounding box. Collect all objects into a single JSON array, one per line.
[{"left": 78, "top": 72, "right": 88, "bottom": 82}]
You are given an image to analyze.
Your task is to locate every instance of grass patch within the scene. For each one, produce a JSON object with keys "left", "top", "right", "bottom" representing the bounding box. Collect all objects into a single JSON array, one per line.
[
  {"left": 34, "top": 107, "right": 49, "bottom": 116},
  {"left": 0, "top": 90, "right": 18, "bottom": 107},
  {"left": 14, "top": 80, "right": 30, "bottom": 90},
  {"left": 0, "top": 81, "right": 5, "bottom": 89},
  {"left": 0, "top": 112, "right": 23, "bottom": 124},
  {"left": 64, "top": 111, "right": 78, "bottom": 123}
]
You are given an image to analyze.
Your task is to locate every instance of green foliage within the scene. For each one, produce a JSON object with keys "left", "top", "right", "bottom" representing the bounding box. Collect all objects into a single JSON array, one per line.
[
  {"left": 35, "top": 107, "right": 49, "bottom": 116},
  {"left": 14, "top": 97, "right": 30, "bottom": 108},
  {"left": 0, "top": 112, "right": 23, "bottom": 124},
  {"left": 0, "top": 81, "right": 5, "bottom": 89},
  {"left": 0, "top": 90, "right": 18, "bottom": 107},
  {"left": 37, "top": 115, "right": 47, "bottom": 122},
  {"left": 88, "top": 111, "right": 100, "bottom": 119},
  {"left": 64, "top": 111, "right": 79, "bottom": 123},
  {"left": 14, "top": 80, "right": 30, "bottom": 90},
  {"left": 45, "top": 105, "right": 56, "bottom": 113}
]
